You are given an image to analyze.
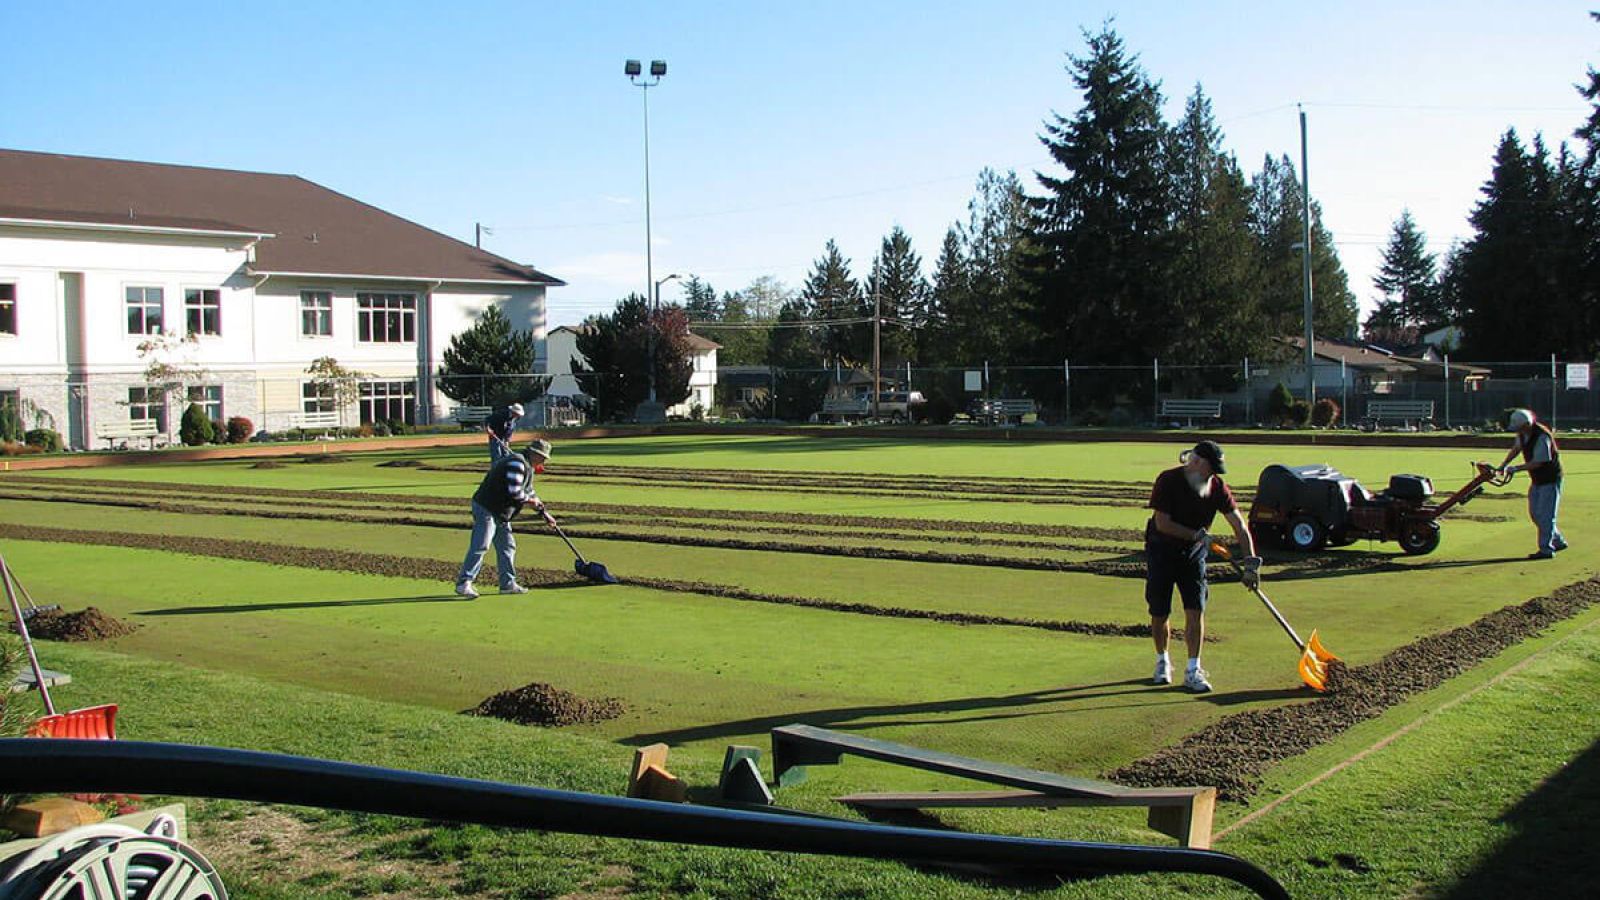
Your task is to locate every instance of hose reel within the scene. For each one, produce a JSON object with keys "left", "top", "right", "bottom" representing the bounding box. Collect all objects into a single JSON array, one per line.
[{"left": 0, "top": 815, "right": 226, "bottom": 900}]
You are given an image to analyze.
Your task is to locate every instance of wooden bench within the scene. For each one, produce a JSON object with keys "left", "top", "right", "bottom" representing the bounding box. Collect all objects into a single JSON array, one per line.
[
  {"left": 970, "top": 398, "right": 1038, "bottom": 426},
  {"left": 772, "top": 723, "right": 1215, "bottom": 848},
  {"left": 1364, "top": 399, "right": 1434, "bottom": 430},
  {"left": 821, "top": 397, "right": 870, "bottom": 420},
  {"left": 94, "top": 419, "right": 163, "bottom": 450},
  {"left": 286, "top": 410, "right": 341, "bottom": 433},
  {"left": 452, "top": 405, "right": 493, "bottom": 428},
  {"left": 1160, "top": 398, "right": 1223, "bottom": 426}
]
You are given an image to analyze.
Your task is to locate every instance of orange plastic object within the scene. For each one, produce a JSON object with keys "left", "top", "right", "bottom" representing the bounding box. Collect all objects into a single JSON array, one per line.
[{"left": 27, "top": 704, "right": 118, "bottom": 740}]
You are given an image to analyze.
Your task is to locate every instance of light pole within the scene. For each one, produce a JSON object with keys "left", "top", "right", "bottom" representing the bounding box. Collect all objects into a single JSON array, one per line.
[
  {"left": 626, "top": 58, "right": 667, "bottom": 421},
  {"left": 649, "top": 273, "right": 681, "bottom": 405}
]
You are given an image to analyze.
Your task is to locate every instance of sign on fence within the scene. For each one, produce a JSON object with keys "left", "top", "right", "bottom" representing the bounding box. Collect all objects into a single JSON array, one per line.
[
  {"left": 1567, "top": 363, "right": 1591, "bottom": 390},
  {"left": 964, "top": 370, "right": 983, "bottom": 392}
]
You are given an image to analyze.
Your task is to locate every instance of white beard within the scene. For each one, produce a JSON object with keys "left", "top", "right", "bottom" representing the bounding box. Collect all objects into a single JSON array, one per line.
[{"left": 1186, "top": 470, "right": 1212, "bottom": 496}]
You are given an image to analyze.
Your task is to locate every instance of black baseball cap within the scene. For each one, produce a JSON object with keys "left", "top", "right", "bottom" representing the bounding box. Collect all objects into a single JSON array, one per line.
[{"left": 1191, "top": 440, "right": 1226, "bottom": 474}]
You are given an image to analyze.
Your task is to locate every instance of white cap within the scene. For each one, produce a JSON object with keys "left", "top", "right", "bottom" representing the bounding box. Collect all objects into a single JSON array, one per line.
[
  {"left": 1509, "top": 408, "right": 1533, "bottom": 430},
  {"left": 509, "top": 403, "right": 525, "bottom": 417}
]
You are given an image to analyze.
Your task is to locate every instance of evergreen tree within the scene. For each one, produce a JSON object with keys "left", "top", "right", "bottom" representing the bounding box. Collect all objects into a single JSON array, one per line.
[
  {"left": 864, "top": 225, "right": 928, "bottom": 365},
  {"left": 1248, "top": 154, "right": 1359, "bottom": 343},
  {"left": 1031, "top": 25, "right": 1175, "bottom": 382},
  {"left": 766, "top": 297, "right": 828, "bottom": 419},
  {"left": 681, "top": 275, "right": 721, "bottom": 320},
  {"left": 921, "top": 226, "right": 967, "bottom": 363},
  {"left": 437, "top": 305, "right": 542, "bottom": 405},
  {"left": 1366, "top": 210, "right": 1440, "bottom": 337},
  {"left": 1163, "top": 85, "right": 1265, "bottom": 377},
  {"left": 964, "top": 169, "right": 1037, "bottom": 368},
  {"left": 800, "top": 240, "right": 867, "bottom": 366}
]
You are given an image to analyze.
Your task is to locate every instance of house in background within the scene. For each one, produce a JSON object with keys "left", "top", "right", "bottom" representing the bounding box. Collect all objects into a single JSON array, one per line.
[
  {"left": 0, "top": 148, "right": 562, "bottom": 447},
  {"left": 545, "top": 324, "right": 719, "bottom": 419}
]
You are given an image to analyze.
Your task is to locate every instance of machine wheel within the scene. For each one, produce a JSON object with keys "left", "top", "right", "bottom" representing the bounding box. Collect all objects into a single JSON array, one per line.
[
  {"left": 1285, "top": 515, "right": 1327, "bottom": 552},
  {"left": 1399, "top": 519, "right": 1442, "bottom": 555}
]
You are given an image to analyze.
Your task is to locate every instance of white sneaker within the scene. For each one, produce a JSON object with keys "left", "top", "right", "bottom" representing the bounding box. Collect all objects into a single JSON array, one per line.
[
  {"left": 1184, "top": 667, "right": 1213, "bottom": 693},
  {"left": 455, "top": 581, "right": 479, "bottom": 599},
  {"left": 1152, "top": 658, "right": 1173, "bottom": 685},
  {"left": 500, "top": 583, "right": 529, "bottom": 595}
]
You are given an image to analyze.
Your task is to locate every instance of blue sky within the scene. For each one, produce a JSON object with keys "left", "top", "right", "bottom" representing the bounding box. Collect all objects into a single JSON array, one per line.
[{"left": 4, "top": 1, "right": 1594, "bottom": 334}]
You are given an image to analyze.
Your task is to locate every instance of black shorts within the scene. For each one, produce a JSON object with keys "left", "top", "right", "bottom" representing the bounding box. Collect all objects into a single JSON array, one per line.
[{"left": 1145, "top": 538, "right": 1207, "bottom": 617}]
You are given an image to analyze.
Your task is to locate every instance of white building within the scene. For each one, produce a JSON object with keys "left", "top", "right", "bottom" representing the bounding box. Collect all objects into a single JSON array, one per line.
[
  {"left": 545, "top": 324, "right": 719, "bottom": 418},
  {"left": 0, "top": 149, "right": 563, "bottom": 448}
]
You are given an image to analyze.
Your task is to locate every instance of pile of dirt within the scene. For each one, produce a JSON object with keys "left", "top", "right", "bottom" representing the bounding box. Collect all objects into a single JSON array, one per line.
[
  {"left": 298, "top": 454, "right": 347, "bottom": 464},
  {"left": 250, "top": 461, "right": 288, "bottom": 470},
  {"left": 470, "top": 682, "right": 625, "bottom": 727},
  {"left": 377, "top": 459, "right": 424, "bottom": 468},
  {"left": 22, "top": 607, "right": 138, "bottom": 642},
  {"left": 1108, "top": 577, "right": 1600, "bottom": 801}
]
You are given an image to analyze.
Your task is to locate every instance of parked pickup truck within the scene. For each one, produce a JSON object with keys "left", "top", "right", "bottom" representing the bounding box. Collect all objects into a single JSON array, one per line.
[{"left": 820, "top": 391, "right": 927, "bottom": 422}]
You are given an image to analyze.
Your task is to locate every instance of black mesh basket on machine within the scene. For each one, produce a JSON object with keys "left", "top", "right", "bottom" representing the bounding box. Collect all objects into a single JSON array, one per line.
[{"left": 1248, "top": 461, "right": 1513, "bottom": 556}]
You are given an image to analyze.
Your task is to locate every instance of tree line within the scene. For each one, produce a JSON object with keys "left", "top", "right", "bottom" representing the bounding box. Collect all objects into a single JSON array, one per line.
[{"left": 448, "top": 20, "right": 1600, "bottom": 419}]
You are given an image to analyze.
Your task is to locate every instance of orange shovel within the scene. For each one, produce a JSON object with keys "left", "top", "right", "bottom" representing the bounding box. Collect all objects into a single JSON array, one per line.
[{"left": 1211, "top": 543, "right": 1340, "bottom": 691}]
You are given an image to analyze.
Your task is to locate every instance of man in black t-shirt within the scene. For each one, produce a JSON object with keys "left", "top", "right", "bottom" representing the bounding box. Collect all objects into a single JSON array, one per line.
[{"left": 1145, "top": 440, "right": 1259, "bottom": 693}]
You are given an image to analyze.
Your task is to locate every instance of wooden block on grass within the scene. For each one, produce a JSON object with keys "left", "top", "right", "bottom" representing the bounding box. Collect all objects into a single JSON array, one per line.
[
  {"left": 2, "top": 797, "right": 105, "bottom": 837},
  {"left": 718, "top": 751, "right": 773, "bottom": 805},
  {"left": 1146, "top": 787, "right": 1216, "bottom": 849},
  {"left": 637, "top": 764, "right": 688, "bottom": 803},
  {"left": 627, "top": 743, "right": 670, "bottom": 798}
]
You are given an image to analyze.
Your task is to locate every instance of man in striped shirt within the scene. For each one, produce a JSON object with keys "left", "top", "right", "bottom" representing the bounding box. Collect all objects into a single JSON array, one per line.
[{"left": 455, "top": 439, "right": 552, "bottom": 598}]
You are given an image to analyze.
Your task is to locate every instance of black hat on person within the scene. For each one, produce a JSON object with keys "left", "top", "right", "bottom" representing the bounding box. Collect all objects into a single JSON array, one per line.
[{"left": 1189, "top": 440, "right": 1226, "bottom": 474}]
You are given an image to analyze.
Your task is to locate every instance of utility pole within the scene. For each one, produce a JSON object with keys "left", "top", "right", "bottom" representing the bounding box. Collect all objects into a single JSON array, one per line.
[
  {"left": 475, "top": 222, "right": 482, "bottom": 249},
  {"left": 1300, "top": 105, "right": 1316, "bottom": 406},
  {"left": 872, "top": 287, "right": 881, "bottom": 419}
]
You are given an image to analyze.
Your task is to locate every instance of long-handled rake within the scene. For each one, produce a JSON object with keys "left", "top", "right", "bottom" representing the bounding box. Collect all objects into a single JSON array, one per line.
[
  {"left": 1211, "top": 543, "right": 1339, "bottom": 692},
  {"left": 542, "top": 510, "right": 619, "bottom": 584}
]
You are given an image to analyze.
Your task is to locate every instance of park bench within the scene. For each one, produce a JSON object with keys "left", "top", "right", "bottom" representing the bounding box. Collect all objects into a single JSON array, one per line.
[
  {"left": 771, "top": 723, "right": 1215, "bottom": 848},
  {"left": 286, "top": 410, "right": 340, "bottom": 434},
  {"left": 94, "top": 418, "right": 164, "bottom": 450},
  {"left": 969, "top": 398, "right": 1038, "bottom": 426},
  {"left": 1364, "top": 399, "right": 1434, "bottom": 430},
  {"left": 1160, "top": 398, "right": 1224, "bottom": 427},
  {"left": 452, "top": 405, "right": 493, "bottom": 429},
  {"left": 821, "top": 397, "right": 870, "bottom": 421}
]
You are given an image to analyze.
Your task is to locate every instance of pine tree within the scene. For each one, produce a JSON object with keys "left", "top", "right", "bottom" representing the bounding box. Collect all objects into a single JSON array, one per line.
[
  {"left": 1163, "top": 85, "right": 1265, "bottom": 377},
  {"left": 1367, "top": 210, "right": 1439, "bottom": 337},
  {"left": 800, "top": 240, "right": 867, "bottom": 366},
  {"left": 1455, "top": 130, "right": 1558, "bottom": 359},
  {"left": 865, "top": 225, "right": 928, "bottom": 365},
  {"left": 571, "top": 295, "right": 693, "bottom": 421},
  {"left": 1248, "top": 154, "right": 1359, "bottom": 343},
  {"left": 1031, "top": 25, "right": 1175, "bottom": 376},
  {"left": 681, "top": 275, "right": 721, "bottom": 320},
  {"left": 437, "top": 305, "right": 541, "bottom": 405},
  {"left": 921, "top": 226, "right": 967, "bottom": 363}
]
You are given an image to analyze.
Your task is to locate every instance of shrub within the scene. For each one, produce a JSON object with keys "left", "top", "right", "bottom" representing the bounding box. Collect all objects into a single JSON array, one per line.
[
  {"left": 226, "top": 416, "right": 254, "bottom": 444},
  {"left": 0, "top": 403, "right": 22, "bottom": 444},
  {"left": 385, "top": 419, "right": 409, "bottom": 436},
  {"left": 0, "top": 441, "right": 43, "bottom": 456},
  {"left": 179, "top": 404, "right": 215, "bottom": 446},
  {"left": 210, "top": 420, "right": 227, "bottom": 443},
  {"left": 24, "top": 429, "right": 63, "bottom": 452},
  {"left": 1107, "top": 406, "right": 1137, "bottom": 428},
  {"left": 1288, "top": 400, "right": 1312, "bottom": 427},
  {"left": 1311, "top": 397, "right": 1341, "bottom": 428},
  {"left": 1267, "top": 382, "right": 1295, "bottom": 424}
]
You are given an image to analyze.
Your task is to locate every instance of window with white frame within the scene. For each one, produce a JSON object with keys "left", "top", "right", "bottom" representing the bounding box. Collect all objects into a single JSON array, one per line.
[
  {"left": 185, "top": 288, "right": 221, "bottom": 336},
  {"left": 300, "top": 290, "right": 333, "bottom": 337},
  {"left": 125, "top": 286, "right": 163, "bottom": 335},
  {"left": 356, "top": 293, "right": 416, "bottom": 343},
  {"left": 128, "top": 387, "right": 166, "bottom": 431},
  {"left": 187, "top": 385, "right": 222, "bottom": 422},
  {"left": 301, "top": 382, "right": 335, "bottom": 414},
  {"left": 0, "top": 283, "right": 15, "bottom": 336},
  {"left": 359, "top": 380, "right": 415, "bottom": 425},
  {"left": 736, "top": 387, "right": 758, "bottom": 404}
]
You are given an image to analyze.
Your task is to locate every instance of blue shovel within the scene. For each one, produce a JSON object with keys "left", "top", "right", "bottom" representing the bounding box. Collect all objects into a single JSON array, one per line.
[{"left": 541, "top": 509, "right": 619, "bottom": 584}]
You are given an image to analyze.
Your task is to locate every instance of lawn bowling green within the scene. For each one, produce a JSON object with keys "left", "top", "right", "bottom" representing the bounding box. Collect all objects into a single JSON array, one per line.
[{"left": 1, "top": 432, "right": 1594, "bottom": 898}]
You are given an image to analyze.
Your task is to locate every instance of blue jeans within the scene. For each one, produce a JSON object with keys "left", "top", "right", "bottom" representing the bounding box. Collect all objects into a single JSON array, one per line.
[
  {"left": 488, "top": 437, "right": 509, "bottom": 462},
  {"left": 457, "top": 501, "right": 518, "bottom": 588},
  {"left": 1528, "top": 482, "right": 1566, "bottom": 555}
]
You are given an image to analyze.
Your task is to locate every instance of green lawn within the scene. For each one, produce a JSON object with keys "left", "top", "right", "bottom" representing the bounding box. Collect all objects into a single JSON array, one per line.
[{"left": 2, "top": 433, "right": 1594, "bottom": 898}]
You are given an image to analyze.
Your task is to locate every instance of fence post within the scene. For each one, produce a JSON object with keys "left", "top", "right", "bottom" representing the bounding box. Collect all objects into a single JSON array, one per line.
[
  {"left": 1243, "top": 357, "right": 1251, "bottom": 426},
  {"left": 1443, "top": 354, "right": 1450, "bottom": 430},
  {"left": 1551, "top": 354, "right": 1558, "bottom": 429},
  {"left": 1152, "top": 358, "right": 1159, "bottom": 426},
  {"left": 1063, "top": 358, "right": 1071, "bottom": 425}
]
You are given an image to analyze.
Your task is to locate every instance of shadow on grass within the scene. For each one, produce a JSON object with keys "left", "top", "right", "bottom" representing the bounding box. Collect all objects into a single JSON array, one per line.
[
  {"left": 623, "top": 679, "right": 1181, "bottom": 747},
  {"left": 1436, "top": 737, "right": 1600, "bottom": 900},
  {"left": 135, "top": 593, "right": 476, "bottom": 615}
]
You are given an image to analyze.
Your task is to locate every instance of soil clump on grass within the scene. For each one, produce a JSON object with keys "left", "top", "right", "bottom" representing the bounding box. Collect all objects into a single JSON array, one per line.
[
  {"left": 23, "top": 607, "right": 138, "bottom": 641},
  {"left": 471, "top": 682, "right": 625, "bottom": 727},
  {"left": 1108, "top": 577, "right": 1600, "bottom": 801},
  {"left": 377, "top": 459, "right": 424, "bottom": 468},
  {"left": 297, "top": 454, "right": 347, "bottom": 464},
  {"left": 249, "top": 461, "right": 288, "bottom": 470}
]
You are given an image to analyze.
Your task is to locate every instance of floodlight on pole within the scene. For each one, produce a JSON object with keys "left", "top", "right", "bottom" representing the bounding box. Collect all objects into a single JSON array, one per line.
[{"left": 626, "top": 56, "right": 668, "bottom": 420}]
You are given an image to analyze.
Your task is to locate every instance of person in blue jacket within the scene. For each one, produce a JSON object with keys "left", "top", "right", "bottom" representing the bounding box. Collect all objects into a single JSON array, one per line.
[{"left": 485, "top": 403, "right": 524, "bottom": 461}]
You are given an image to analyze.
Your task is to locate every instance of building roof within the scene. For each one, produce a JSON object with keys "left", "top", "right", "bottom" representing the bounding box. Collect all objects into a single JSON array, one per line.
[
  {"left": 1279, "top": 336, "right": 1414, "bottom": 371},
  {"left": 0, "top": 148, "right": 563, "bottom": 286},
  {"left": 551, "top": 323, "right": 720, "bottom": 352}
]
